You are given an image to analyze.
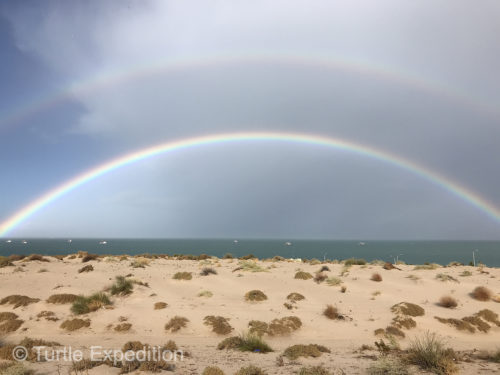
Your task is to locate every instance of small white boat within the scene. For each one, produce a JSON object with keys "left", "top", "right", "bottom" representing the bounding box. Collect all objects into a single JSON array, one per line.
[
  {"left": 21, "top": 240, "right": 27, "bottom": 244},
  {"left": 233, "top": 240, "right": 239, "bottom": 244},
  {"left": 358, "top": 242, "right": 366, "bottom": 246},
  {"left": 67, "top": 239, "right": 72, "bottom": 243},
  {"left": 285, "top": 241, "right": 292, "bottom": 246},
  {"left": 99, "top": 241, "right": 107, "bottom": 245},
  {"left": 6, "top": 240, "right": 12, "bottom": 243}
]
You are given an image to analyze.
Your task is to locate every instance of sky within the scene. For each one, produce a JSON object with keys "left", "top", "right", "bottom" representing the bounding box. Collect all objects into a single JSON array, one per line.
[{"left": 0, "top": 0, "right": 499, "bottom": 239}]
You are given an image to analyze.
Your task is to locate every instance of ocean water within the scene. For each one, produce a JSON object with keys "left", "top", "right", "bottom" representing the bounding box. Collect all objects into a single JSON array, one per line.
[{"left": 0, "top": 239, "right": 499, "bottom": 266}]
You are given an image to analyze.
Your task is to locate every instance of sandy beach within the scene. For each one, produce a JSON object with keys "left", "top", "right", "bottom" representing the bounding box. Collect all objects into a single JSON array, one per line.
[{"left": 0, "top": 254, "right": 499, "bottom": 374}]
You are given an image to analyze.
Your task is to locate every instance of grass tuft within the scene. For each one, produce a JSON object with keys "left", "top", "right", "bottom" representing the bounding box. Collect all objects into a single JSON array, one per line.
[
  {"left": 114, "top": 322, "right": 132, "bottom": 332},
  {"left": 343, "top": 258, "right": 367, "bottom": 266},
  {"left": 218, "top": 333, "right": 273, "bottom": 353},
  {"left": 0, "top": 319, "right": 24, "bottom": 333},
  {"left": 298, "top": 366, "right": 332, "bottom": 375},
  {"left": 202, "top": 366, "right": 225, "bottom": 375},
  {"left": 391, "top": 302, "right": 425, "bottom": 317},
  {"left": 70, "top": 292, "right": 111, "bottom": 315},
  {"left": 286, "top": 292, "right": 305, "bottom": 302},
  {"left": 235, "top": 365, "right": 267, "bottom": 375},
  {"left": 47, "top": 293, "right": 79, "bottom": 304},
  {"left": 323, "top": 304, "right": 339, "bottom": 320},
  {"left": 60, "top": 318, "right": 91, "bottom": 331},
  {"left": 173, "top": 272, "right": 192, "bottom": 280},
  {"left": 110, "top": 276, "right": 134, "bottom": 296},
  {"left": 154, "top": 302, "right": 168, "bottom": 310},
  {"left": 294, "top": 271, "right": 313, "bottom": 280},
  {"left": 283, "top": 344, "right": 330, "bottom": 360},
  {"left": 198, "top": 290, "right": 213, "bottom": 298},
  {"left": 245, "top": 290, "right": 267, "bottom": 302},
  {"left": 204, "top": 315, "right": 233, "bottom": 335},
  {"left": 200, "top": 267, "right": 217, "bottom": 276},
  {"left": 435, "top": 273, "right": 459, "bottom": 283},
  {"left": 367, "top": 357, "right": 410, "bottom": 375},
  {"left": 313, "top": 272, "right": 328, "bottom": 284},
  {"left": 407, "top": 332, "right": 457, "bottom": 375},
  {"left": 78, "top": 264, "right": 94, "bottom": 273}
]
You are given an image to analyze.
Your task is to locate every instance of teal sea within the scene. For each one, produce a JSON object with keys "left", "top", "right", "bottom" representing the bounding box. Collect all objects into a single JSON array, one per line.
[{"left": 0, "top": 239, "right": 499, "bottom": 266}]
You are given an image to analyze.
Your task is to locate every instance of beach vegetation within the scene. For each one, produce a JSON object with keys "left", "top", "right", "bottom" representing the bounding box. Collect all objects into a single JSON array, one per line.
[
  {"left": 371, "top": 273, "right": 383, "bottom": 282},
  {"left": 294, "top": 271, "right": 313, "bottom": 280},
  {"left": 114, "top": 322, "right": 132, "bottom": 332},
  {"left": 313, "top": 272, "right": 328, "bottom": 283},
  {"left": 267, "top": 316, "right": 302, "bottom": 335},
  {"left": 391, "top": 302, "right": 425, "bottom": 317},
  {"left": 413, "top": 263, "right": 440, "bottom": 270},
  {"left": 217, "top": 332, "right": 273, "bottom": 353},
  {"left": 223, "top": 253, "right": 234, "bottom": 259},
  {"left": 406, "top": 274, "right": 420, "bottom": 281},
  {"left": 37, "top": 311, "right": 58, "bottom": 321},
  {"left": 0, "top": 256, "right": 13, "bottom": 268},
  {"left": 287, "top": 292, "right": 305, "bottom": 302},
  {"left": 78, "top": 264, "right": 94, "bottom": 273},
  {"left": 200, "top": 267, "right": 217, "bottom": 276},
  {"left": 298, "top": 365, "right": 332, "bottom": 375},
  {"left": 446, "top": 261, "right": 463, "bottom": 267},
  {"left": 392, "top": 316, "right": 416, "bottom": 330},
  {"left": 385, "top": 325, "right": 405, "bottom": 338},
  {"left": 47, "top": 293, "right": 79, "bottom": 304},
  {"left": 476, "top": 309, "right": 500, "bottom": 325},
  {"left": 165, "top": 316, "right": 189, "bottom": 332},
  {"left": 367, "top": 357, "right": 410, "bottom": 375},
  {"left": 173, "top": 271, "right": 192, "bottom": 280},
  {"left": 323, "top": 304, "right": 340, "bottom": 320},
  {"left": 435, "top": 273, "right": 458, "bottom": 282},
  {"left": 340, "top": 285, "right": 347, "bottom": 293},
  {"left": 245, "top": 290, "right": 267, "bottom": 302},
  {"left": 407, "top": 332, "right": 457, "bottom": 375},
  {"left": 236, "top": 260, "right": 267, "bottom": 272},
  {"left": 60, "top": 318, "right": 91, "bottom": 331},
  {"left": 110, "top": 276, "right": 134, "bottom": 296},
  {"left": 235, "top": 365, "right": 267, "bottom": 375},
  {"left": 0, "top": 295, "right": 40, "bottom": 309},
  {"left": 239, "top": 254, "right": 256, "bottom": 260},
  {"left": 23, "top": 254, "right": 49, "bottom": 262},
  {"left": 154, "top": 302, "right": 168, "bottom": 310},
  {"left": 202, "top": 366, "right": 225, "bottom": 375},
  {"left": 0, "top": 319, "right": 23, "bottom": 333},
  {"left": 71, "top": 292, "right": 111, "bottom": 314},
  {"left": 198, "top": 290, "right": 213, "bottom": 297},
  {"left": 0, "top": 363, "right": 35, "bottom": 375},
  {"left": 438, "top": 296, "right": 458, "bottom": 308},
  {"left": 459, "top": 270, "right": 472, "bottom": 277},
  {"left": 81, "top": 253, "right": 99, "bottom": 262},
  {"left": 318, "top": 265, "right": 330, "bottom": 272},
  {"left": 0, "top": 312, "right": 18, "bottom": 322},
  {"left": 130, "top": 258, "right": 150, "bottom": 268},
  {"left": 434, "top": 317, "right": 475, "bottom": 333},
  {"left": 471, "top": 286, "right": 492, "bottom": 301},
  {"left": 203, "top": 315, "right": 233, "bottom": 335},
  {"left": 343, "top": 258, "right": 367, "bottom": 266},
  {"left": 283, "top": 344, "right": 330, "bottom": 360},
  {"left": 248, "top": 320, "right": 268, "bottom": 336}
]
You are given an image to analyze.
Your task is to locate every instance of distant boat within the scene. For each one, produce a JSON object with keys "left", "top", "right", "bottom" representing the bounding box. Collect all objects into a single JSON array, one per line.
[
  {"left": 358, "top": 242, "right": 366, "bottom": 246},
  {"left": 67, "top": 239, "right": 72, "bottom": 243},
  {"left": 99, "top": 241, "right": 107, "bottom": 245},
  {"left": 5, "top": 240, "right": 12, "bottom": 243},
  {"left": 233, "top": 240, "right": 239, "bottom": 244},
  {"left": 21, "top": 240, "right": 27, "bottom": 244},
  {"left": 285, "top": 241, "right": 292, "bottom": 246}
]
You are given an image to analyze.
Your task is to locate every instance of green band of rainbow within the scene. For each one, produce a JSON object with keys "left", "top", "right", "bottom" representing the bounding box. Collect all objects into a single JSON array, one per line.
[{"left": 1, "top": 131, "right": 498, "bottom": 236}]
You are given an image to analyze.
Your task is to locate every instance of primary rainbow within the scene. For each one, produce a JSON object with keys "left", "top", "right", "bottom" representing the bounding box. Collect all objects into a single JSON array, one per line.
[{"left": 1, "top": 131, "right": 499, "bottom": 236}]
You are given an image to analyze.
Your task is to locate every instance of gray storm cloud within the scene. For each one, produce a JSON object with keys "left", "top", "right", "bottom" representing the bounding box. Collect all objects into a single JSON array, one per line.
[{"left": 2, "top": 0, "right": 499, "bottom": 238}]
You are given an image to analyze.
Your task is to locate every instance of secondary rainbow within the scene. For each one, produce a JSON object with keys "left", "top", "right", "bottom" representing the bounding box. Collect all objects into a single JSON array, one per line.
[
  {"left": 1, "top": 131, "right": 499, "bottom": 236},
  {"left": 2, "top": 53, "right": 499, "bottom": 133}
]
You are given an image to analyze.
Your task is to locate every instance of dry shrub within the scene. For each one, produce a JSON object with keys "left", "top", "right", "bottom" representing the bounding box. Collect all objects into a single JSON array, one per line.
[
  {"left": 326, "top": 277, "right": 342, "bottom": 286},
  {"left": 122, "top": 341, "right": 148, "bottom": 351},
  {"left": 24, "top": 254, "right": 49, "bottom": 262},
  {"left": 154, "top": 302, "right": 168, "bottom": 310},
  {"left": 413, "top": 263, "right": 440, "bottom": 270},
  {"left": 120, "top": 359, "right": 175, "bottom": 373},
  {"left": 371, "top": 273, "right": 383, "bottom": 282},
  {"left": 78, "top": 264, "right": 94, "bottom": 273},
  {"left": 439, "top": 296, "right": 458, "bottom": 309},
  {"left": 462, "top": 316, "right": 490, "bottom": 333},
  {"left": 114, "top": 323, "right": 132, "bottom": 332},
  {"left": 60, "top": 318, "right": 90, "bottom": 331},
  {"left": 267, "top": 316, "right": 302, "bottom": 336},
  {"left": 203, "top": 367, "right": 225, "bottom": 375},
  {"left": 284, "top": 302, "right": 295, "bottom": 310},
  {"left": 248, "top": 320, "right": 269, "bottom": 337},
  {"left": 340, "top": 286, "right": 347, "bottom": 293},
  {"left": 299, "top": 366, "right": 332, "bottom": 375},
  {"left": 295, "top": 271, "right": 313, "bottom": 280},
  {"left": 81, "top": 253, "right": 99, "bottom": 262},
  {"left": 319, "top": 265, "right": 330, "bottom": 272},
  {"left": 0, "top": 295, "right": 40, "bottom": 308},
  {"left": 374, "top": 328, "right": 385, "bottom": 336},
  {"left": 198, "top": 290, "right": 213, "bottom": 297},
  {"left": 72, "top": 359, "right": 103, "bottom": 372},
  {"left": 217, "top": 336, "right": 244, "bottom": 350},
  {"left": 283, "top": 344, "right": 330, "bottom": 360},
  {"left": 385, "top": 325, "right": 405, "bottom": 338},
  {"left": 323, "top": 304, "right": 339, "bottom": 320},
  {"left": 245, "top": 290, "right": 267, "bottom": 302},
  {"left": 313, "top": 272, "right": 328, "bottom": 284},
  {"left": 204, "top": 315, "right": 233, "bottom": 335},
  {"left": 392, "top": 316, "right": 416, "bottom": 330},
  {"left": 235, "top": 365, "right": 267, "bottom": 375},
  {"left": 165, "top": 316, "right": 189, "bottom": 332},
  {"left": 200, "top": 267, "right": 217, "bottom": 276},
  {"left": 47, "top": 293, "right": 78, "bottom": 304},
  {"left": 0, "top": 312, "right": 18, "bottom": 322},
  {"left": 383, "top": 262, "right": 396, "bottom": 270},
  {"left": 367, "top": 358, "right": 410, "bottom": 375},
  {"left": 130, "top": 258, "right": 150, "bottom": 268},
  {"left": 0, "top": 319, "right": 23, "bottom": 333},
  {"left": 407, "top": 332, "right": 457, "bottom": 375},
  {"left": 0, "top": 257, "right": 13, "bottom": 268},
  {"left": 37, "top": 311, "right": 58, "bottom": 321},
  {"left": 0, "top": 363, "right": 35, "bottom": 375},
  {"left": 173, "top": 272, "right": 192, "bottom": 280},
  {"left": 390, "top": 302, "right": 425, "bottom": 317},
  {"left": 476, "top": 309, "right": 500, "bottom": 326},
  {"left": 435, "top": 273, "right": 459, "bottom": 283},
  {"left": 434, "top": 317, "right": 476, "bottom": 333},
  {"left": 287, "top": 292, "right": 305, "bottom": 302},
  {"left": 471, "top": 286, "right": 492, "bottom": 301}
]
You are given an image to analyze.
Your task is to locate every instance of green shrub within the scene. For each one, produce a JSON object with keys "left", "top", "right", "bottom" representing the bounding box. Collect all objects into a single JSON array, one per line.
[
  {"left": 407, "top": 332, "right": 457, "bottom": 375},
  {"left": 343, "top": 258, "right": 366, "bottom": 266},
  {"left": 110, "top": 276, "right": 134, "bottom": 296},
  {"left": 217, "top": 333, "right": 272, "bottom": 353},
  {"left": 367, "top": 357, "right": 410, "bottom": 375},
  {"left": 71, "top": 292, "right": 111, "bottom": 315}
]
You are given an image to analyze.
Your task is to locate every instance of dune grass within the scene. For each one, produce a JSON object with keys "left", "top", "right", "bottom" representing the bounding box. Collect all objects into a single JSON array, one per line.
[
  {"left": 165, "top": 316, "right": 189, "bottom": 332},
  {"left": 407, "top": 332, "right": 457, "bottom": 375},
  {"left": 71, "top": 292, "right": 111, "bottom": 315},
  {"left": 60, "top": 318, "right": 91, "bottom": 331},
  {"left": 204, "top": 315, "right": 233, "bottom": 335},
  {"left": 47, "top": 293, "right": 79, "bottom": 304},
  {"left": 0, "top": 295, "right": 40, "bottom": 309},
  {"left": 245, "top": 290, "right": 267, "bottom": 302},
  {"left": 235, "top": 365, "right": 267, "bottom": 375},
  {"left": 173, "top": 272, "right": 192, "bottom": 280},
  {"left": 294, "top": 271, "right": 313, "bottom": 280},
  {"left": 283, "top": 344, "right": 330, "bottom": 360},
  {"left": 198, "top": 290, "right": 213, "bottom": 297},
  {"left": 110, "top": 276, "right": 134, "bottom": 296}
]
